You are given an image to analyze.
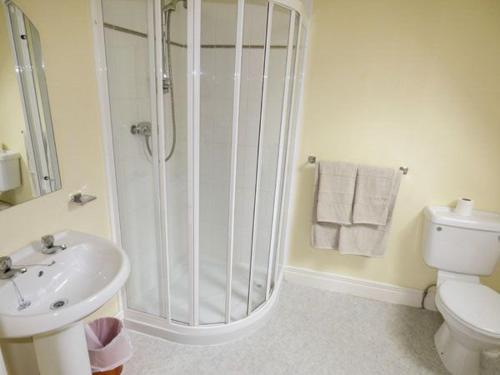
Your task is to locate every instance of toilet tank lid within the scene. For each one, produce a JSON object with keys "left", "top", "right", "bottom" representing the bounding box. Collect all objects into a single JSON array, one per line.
[
  {"left": 0, "top": 150, "right": 20, "bottom": 161},
  {"left": 424, "top": 206, "right": 500, "bottom": 233}
]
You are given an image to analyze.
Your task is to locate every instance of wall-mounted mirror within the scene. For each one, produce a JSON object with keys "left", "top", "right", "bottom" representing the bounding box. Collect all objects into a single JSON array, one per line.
[{"left": 0, "top": 1, "right": 61, "bottom": 211}]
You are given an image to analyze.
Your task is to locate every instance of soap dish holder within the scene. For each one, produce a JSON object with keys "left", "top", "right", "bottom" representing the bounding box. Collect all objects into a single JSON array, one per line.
[{"left": 70, "top": 192, "right": 97, "bottom": 206}]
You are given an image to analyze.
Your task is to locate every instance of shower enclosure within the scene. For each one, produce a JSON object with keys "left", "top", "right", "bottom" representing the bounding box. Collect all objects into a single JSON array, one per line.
[{"left": 93, "top": 0, "right": 308, "bottom": 343}]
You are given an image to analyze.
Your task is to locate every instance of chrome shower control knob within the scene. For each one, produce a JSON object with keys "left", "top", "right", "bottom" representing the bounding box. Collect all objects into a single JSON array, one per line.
[{"left": 130, "top": 122, "right": 152, "bottom": 136}]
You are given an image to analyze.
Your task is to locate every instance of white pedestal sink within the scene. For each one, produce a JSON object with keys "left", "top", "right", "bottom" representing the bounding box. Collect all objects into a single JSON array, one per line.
[{"left": 0, "top": 231, "right": 130, "bottom": 375}]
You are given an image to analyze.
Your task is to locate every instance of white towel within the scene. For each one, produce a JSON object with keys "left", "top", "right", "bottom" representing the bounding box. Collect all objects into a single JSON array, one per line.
[
  {"left": 338, "top": 224, "right": 390, "bottom": 257},
  {"left": 311, "top": 222, "right": 340, "bottom": 250},
  {"left": 338, "top": 170, "right": 402, "bottom": 257},
  {"left": 352, "top": 165, "right": 396, "bottom": 225},
  {"left": 311, "top": 161, "right": 357, "bottom": 249},
  {"left": 314, "top": 161, "right": 357, "bottom": 225}
]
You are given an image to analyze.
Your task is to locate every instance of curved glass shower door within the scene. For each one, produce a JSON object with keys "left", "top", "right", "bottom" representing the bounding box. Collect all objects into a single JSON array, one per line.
[
  {"left": 198, "top": 0, "right": 238, "bottom": 324},
  {"left": 195, "top": 0, "right": 301, "bottom": 323},
  {"left": 99, "top": 0, "right": 307, "bottom": 333},
  {"left": 102, "top": 0, "right": 163, "bottom": 316},
  {"left": 249, "top": 3, "right": 295, "bottom": 313},
  {"left": 161, "top": 0, "right": 191, "bottom": 325}
]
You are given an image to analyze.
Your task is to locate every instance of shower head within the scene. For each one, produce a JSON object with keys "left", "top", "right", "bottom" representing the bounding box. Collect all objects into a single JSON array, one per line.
[{"left": 162, "top": 0, "right": 187, "bottom": 12}]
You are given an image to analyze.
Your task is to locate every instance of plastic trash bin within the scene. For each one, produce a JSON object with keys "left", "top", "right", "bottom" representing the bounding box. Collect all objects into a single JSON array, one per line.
[{"left": 85, "top": 317, "right": 133, "bottom": 375}]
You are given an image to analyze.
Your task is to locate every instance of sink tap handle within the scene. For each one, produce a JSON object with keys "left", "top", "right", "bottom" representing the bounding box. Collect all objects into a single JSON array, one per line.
[
  {"left": 41, "top": 235, "right": 55, "bottom": 248},
  {"left": 0, "top": 256, "right": 12, "bottom": 273},
  {"left": 0, "top": 257, "right": 27, "bottom": 279},
  {"left": 40, "top": 234, "right": 67, "bottom": 254}
]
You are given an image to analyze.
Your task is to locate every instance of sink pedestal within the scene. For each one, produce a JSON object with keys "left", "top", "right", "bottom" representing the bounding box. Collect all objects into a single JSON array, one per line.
[{"left": 33, "top": 322, "right": 91, "bottom": 375}]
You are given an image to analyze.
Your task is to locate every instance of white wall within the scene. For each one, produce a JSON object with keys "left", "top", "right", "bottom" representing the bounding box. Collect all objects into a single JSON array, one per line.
[{"left": 288, "top": 0, "right": 500, "bottom": 291}]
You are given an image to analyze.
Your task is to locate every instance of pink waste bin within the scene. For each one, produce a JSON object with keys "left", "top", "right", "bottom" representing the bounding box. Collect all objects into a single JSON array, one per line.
[{"left": 85, "top": 318, "right": 133, "bottom": 374}]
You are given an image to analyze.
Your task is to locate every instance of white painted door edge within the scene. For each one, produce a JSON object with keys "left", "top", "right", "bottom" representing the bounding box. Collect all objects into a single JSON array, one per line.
[
  {"left": 0, "top": 349, "right": 6, "bottom": 375},
  {"left": 284, "top": 266, "right": 437, "bottom": 311}
]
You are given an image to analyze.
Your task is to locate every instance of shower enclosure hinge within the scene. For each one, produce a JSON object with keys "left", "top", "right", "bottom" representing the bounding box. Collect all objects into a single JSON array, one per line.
[{"left": 163, "top": 76, "right": 171, "bottom": 93}]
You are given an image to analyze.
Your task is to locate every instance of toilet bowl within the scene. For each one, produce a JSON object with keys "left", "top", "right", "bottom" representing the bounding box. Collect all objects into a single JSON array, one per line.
[{"left": 434, "top": 280, "right": 500, "bottom": 375}]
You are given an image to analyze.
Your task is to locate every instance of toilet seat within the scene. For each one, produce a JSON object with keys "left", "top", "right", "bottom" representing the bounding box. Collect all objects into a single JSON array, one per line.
[{"left": 437, "top": 280, "right": 500, "bottom": 339}]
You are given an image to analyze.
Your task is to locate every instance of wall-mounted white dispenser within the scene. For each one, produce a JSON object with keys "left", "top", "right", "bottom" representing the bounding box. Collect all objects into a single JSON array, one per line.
[{"left": 0, "top": 151, "right": 21, "bottom": 192}]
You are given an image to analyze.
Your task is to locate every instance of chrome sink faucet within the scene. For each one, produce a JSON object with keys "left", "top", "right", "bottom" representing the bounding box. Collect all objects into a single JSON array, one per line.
[
  {"left": 41, "top": 235, "right": 67, "bottom": 254},
  {"left": 0, "top": 257, "right": 27, "bottom": 280}
]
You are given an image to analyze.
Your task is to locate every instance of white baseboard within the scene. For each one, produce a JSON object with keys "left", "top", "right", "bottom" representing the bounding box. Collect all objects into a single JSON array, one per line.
[{"left": 284, "top": 266, "right": 437, "bottom": 311}]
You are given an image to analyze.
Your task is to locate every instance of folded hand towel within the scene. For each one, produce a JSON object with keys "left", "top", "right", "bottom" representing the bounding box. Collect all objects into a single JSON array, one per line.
[
  {"left": 311, "top": 222, "right": 340, "bottom": 250},
  {"left": 311, "top": 161, "right": 357, "bottom": 249},
  {"left": 352, "top": 166, "right": 396, "bottom": 225},
  {"left": 315, "top": 161, "right": 357, "bottom": 225},
  {"left": 339, "top": 170, "right": 402, "bottom": 257},
  {"left": 338, "top": 224, "right": 389, "bottom": 257}
]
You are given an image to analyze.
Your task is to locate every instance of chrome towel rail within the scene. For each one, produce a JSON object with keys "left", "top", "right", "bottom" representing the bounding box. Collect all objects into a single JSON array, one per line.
[{"left": 307, "top": 155, "right": 409, "bottom": 175}]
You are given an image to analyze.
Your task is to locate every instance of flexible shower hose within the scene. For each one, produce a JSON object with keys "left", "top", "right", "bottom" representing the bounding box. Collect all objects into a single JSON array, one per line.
[
  {"left": 145, "top": 7, "right": 177, "bottom": 161},
  {"left": 163, "top": 8, "right": 176, "bottom": 162}
]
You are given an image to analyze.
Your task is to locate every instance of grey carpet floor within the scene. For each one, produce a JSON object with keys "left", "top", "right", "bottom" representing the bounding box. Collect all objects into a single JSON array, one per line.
[{"left": 123, "top": 281, "right": 500, "bottom": 374}]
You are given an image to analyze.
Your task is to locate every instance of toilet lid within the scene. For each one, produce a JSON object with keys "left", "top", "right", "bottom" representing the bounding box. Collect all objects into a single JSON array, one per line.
[{"left": 438, "top": 281, "right": 500, "bottom": 336}]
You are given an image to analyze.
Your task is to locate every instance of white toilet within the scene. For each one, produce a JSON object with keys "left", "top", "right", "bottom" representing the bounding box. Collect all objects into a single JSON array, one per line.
[{"left": 422, "top": 206, "right": 500, "bottom": 375}]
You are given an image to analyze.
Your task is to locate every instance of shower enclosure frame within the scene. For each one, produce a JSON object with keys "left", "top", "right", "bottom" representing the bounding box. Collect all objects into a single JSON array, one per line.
[{"left": 91, "top": 0, "right": 309, "bottom": 344}]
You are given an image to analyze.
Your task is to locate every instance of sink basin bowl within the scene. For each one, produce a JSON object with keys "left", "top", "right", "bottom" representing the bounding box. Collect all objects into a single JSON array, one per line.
[{"left": 0, "top": 230, "right": 130, "bottom": 338}]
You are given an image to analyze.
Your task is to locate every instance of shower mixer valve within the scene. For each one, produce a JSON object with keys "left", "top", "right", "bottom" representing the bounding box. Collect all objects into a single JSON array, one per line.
[
  {"left": 131, "top": 121, "right": 155, "bottom": 158},
  {"left": 130, "top": 121, "right": 152, "bottom": 136}
]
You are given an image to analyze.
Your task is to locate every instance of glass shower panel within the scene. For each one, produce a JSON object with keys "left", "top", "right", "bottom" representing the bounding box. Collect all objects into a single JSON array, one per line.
[
  {"left": 164, "top": 1, "right": 190, "bottom": 324},
  {"left": 198, "top": 0, "right": 238, "bottom": 324},
  {"left": 269, "top": 12, "right": 300, "bottom": 292},
  {"left": 275, "top": 22, "right": 307, "bottom": 287},
  {"left": 102, "top": 0, "right": 161, "bottom": 316},
  {"left": 231, "top": 0, "right": 268, "bottom": 321},
  {"left": 250, "top": 4, "right": 291, "bottom": 312}
]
